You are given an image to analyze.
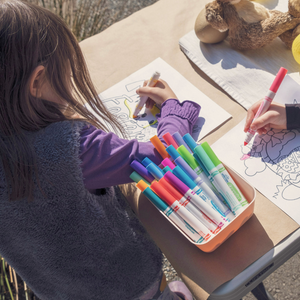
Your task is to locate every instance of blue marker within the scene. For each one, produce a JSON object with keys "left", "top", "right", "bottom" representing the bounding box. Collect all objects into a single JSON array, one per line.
[
  {"left": 183, "top": 133, "right": 198, "bottom": 152},
  {"left": 166, "top": 145, "right": 180, "bottom": 161},
  {"left": 162, "top": 166, "right": 173, "bottom": 174},
  {"left": 146, "top": 162, "right": 164, "bottom": 180}
]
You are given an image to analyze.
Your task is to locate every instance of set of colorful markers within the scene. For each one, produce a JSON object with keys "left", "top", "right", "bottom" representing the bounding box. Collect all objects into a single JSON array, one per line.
[{"left": 129, "top": 132, "right": 249, "bottom": 243}]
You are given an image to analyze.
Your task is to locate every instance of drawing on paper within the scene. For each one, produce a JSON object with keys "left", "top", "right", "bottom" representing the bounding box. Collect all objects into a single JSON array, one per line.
[
  {"left": 97, "top": 80, "right": 161, "bottom": 142},
  {"left": 240, "top": 127, "right": 300, "bottom": 201}
]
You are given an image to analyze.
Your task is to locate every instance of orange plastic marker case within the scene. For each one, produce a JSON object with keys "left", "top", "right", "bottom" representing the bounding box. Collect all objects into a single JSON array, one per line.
[{"left": 153, "top": 163, "right": 255, "bottom": 252}]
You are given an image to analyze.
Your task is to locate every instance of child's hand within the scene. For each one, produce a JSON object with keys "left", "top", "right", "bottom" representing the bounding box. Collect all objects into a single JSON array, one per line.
[
  {"left": 244, "top": 100, "right": 287, "bottom": 135},
  {"left": 136, "top": 79, "right": 178, "bottom": 109}
]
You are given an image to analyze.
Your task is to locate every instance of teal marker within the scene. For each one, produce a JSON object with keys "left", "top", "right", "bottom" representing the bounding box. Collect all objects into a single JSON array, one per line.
[
  {"left": 194, "top": 145, "right": 247, "bottom": 215},
  {"left": 130, "top": 171, "right": 151, "bottom": 186},
  {"left": 136, "top": 180, "right": 203, "bottom": 243},
  {"left": 201, "top": 142, "right": 248, "bottom": 210}
]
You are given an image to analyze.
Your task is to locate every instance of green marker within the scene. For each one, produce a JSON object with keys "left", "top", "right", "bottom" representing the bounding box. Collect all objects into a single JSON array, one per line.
[
  {"left": 177, "top": 145, "right": 215, "bottom": 191},
  {"left": 194, "top": 145, "right": 247, "bottom": 216},
  {"left": 201, "top": 142, "right": 248, "bottom": 208}
]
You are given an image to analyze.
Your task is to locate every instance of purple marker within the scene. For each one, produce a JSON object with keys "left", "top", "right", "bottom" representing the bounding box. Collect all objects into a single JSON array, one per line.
[
  {"left": 172, "top": 132, "right": 193, "bottom": 153},
  {"left": 164, "top": 171, "right": 225, "bottom": 227},
  {"left": 130, "top": 160, "right": 155, "bottom": 183}
]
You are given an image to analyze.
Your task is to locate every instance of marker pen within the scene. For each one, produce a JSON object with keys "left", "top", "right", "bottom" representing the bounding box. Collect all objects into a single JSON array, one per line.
[
  {"left": 166, "top": 145, "right": 181, "bottom": 161},
  {"left": 150, "top": 135, "right": 170, "bottom": 160},
  {"left": 194, "top": 145, "right": 247, "bottom": 215},
  {"left": 130, "top": 160, "right": 155, "bottom": 183},
  {"left": 201, "top": 142, "right": 248, "bottom": 211},
  {"left": 174, "top": 156, "right": 234, "bottom": 220},
  {"left": 161, "top": 157, "right": 176, "bottom": 170},
  {"left": 159, "top": 177, "right": 219, "bottom": 233},
  {"left": 177, "top": 145, "right": 214, "bottom": 191},
  {"left": 136, "top": 180, "right": 204, "bottom": 243},
  {"left": 151, "top": 181, "right": 211, "bottom": 240},
  {"left": 182, "top": 133, "right": 198, "bottom": 152},
  {"left": 162, "top": 166, "right": 173, "bottom": 174},
  {"left": 172, "top": 132, "right": 193, "bottom": 153},
  {"left": 163, "top": 133, "right": 178, "bottom": 149},
  {"left": 133, "top": 71, "right": 160, "bottom": 118},
  {"left": 146, "top": 162, "right": 164, "bottom": 180},
  {"left": 130, "top": 171, "right": 151, "bottom": 186},
  {"left": 164, "top": 170, "right": 225, "bottom": 227},
  {"left": 244, "top": 67, "right": 287, "bottom": 145},
  {"left": 193, "top": 151, "right": 229, "bottom": 206}
]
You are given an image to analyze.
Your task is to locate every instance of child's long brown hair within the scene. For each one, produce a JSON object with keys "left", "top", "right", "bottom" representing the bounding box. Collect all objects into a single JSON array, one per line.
[{"left": 0, "top": 0, "right": 126, "bottom": 200}]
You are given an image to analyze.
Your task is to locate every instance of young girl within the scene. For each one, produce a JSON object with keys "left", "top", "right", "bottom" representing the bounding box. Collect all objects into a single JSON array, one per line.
[{"left": 0, "top": 1, "right": 200, "bottom": 299}]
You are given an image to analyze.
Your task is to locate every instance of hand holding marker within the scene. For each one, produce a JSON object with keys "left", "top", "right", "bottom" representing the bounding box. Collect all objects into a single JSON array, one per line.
[
  {"left": 133, "top": 71, "right": 161, "bottom": 118},
  {"left": 244, "top": 67, "right": 287, "bottom": 146}
]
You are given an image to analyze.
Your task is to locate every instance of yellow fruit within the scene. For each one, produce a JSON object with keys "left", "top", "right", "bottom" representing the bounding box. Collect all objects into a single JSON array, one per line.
[{"left": 292, "top": 34, "right": 300, "bottom": 64}]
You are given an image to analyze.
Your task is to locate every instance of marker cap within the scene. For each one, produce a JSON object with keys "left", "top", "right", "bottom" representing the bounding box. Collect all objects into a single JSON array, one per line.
[
  {"left": 150, "top": 135, "right": 170, "bottom": 159},
  {"left": 159, "top": 177, "right": 183, "bottom": 200},
  {"left": 162, "top": 166, "right": 172, "bottom": 174},
  {"left": 172, "top": 132, "right": 192, "bottom": 153},
  {"left": 136, "top": 179, "right": 149, "bottom": 192},
  {"left": 183, "top": 133, "right": 198, "bottom": 152},
  {"left": 137, "top": 180, "right": 168, "bottom": 211},
  {"left": 130, "top": 171, "right": 150, "bottom": 185},
  {"left": 270, "top": 67, "right": 287, "bottom": 93},
  {"left": 150, "top": 181, "right": 177, "bottom": 206},
  {"left": 161, "top": 157, "right": 176, "bottom": 170},
  {"left": 193, "top": 153, "right": 210, "bottom": 177},
  {"left": 177, "top": 145, "right": 199, "bottom": 170},
  {"left": 164, "top": 170, "right": 190, "bottom": 195},
  {"left": 166, "top": 145, "right": 180, "bottom": 160},
  {"left": 174, "top": 156, "right": 197, "bottom": 181},
  {"left": 194, "top": 145, "right": 215, "bottom": 172},
  {"left": 201, "top": 142, "right": 221, "bottom": 167},
  {"left": 141, "top": 157, "right": 153, "bottom": 168},
  {"left": 130, "top": 160, "right": 155, "bottom": 183},
  {"left": 172, "top": 166, "right": 197, "bottom": 190},
  {"left": 163, "top": 133, "right": 178, "bottom": 149},
  {"left": 146, "top": 162, "right": 164, "bottom": 180}
]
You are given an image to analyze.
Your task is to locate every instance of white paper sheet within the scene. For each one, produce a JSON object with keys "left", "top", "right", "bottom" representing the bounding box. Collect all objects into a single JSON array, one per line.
[
  {"left": 179, "top": 0, "right": 300, "bottom": 110},
  {"left": 211, "top": 75, "right": 300, "bottom": 225},
  {"left": 87, "top": 57, "right": 231, "bottom": 142}
]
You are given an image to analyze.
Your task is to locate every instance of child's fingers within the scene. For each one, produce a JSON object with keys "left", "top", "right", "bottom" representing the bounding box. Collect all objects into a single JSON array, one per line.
[{"left": 244, "top": 100, "right": 263, "bottom": 132}]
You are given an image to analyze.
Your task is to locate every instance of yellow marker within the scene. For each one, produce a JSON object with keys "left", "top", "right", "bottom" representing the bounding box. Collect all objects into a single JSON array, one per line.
[{"left": 133, "top": 71, "right": 160, "bottom": 118}]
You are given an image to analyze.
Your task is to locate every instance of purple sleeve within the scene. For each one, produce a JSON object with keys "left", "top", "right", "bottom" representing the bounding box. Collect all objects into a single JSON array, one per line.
[{"left": 79, "top": 99, "right": 200, "bottom": 190}]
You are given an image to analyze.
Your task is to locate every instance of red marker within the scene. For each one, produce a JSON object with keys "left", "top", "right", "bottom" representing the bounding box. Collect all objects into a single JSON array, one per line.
[{"left": 244, "top": 67, "right": 287, "bottom": 146}]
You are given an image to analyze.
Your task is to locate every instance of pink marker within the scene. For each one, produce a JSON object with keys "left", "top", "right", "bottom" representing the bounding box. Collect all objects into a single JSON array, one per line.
[
  {"left": 164, "top": 171, "right": 225, "bottom": 228},
  {"left": 244, "top": 67, "right": 287, "bottom": 146},
  {"left": 163, "top": 132, "right": 179, "bottom": 149},
  {"left": 150, "top": 181, "right": 211, "bottom": 240},
  {"left": 161, "top": 158, "right": 176, "bottom": 170}
]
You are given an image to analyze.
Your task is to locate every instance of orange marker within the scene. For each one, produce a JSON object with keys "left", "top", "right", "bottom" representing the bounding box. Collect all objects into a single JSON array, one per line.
[{"left": 150, "top": 135, "right": 170, "bottom": 159}]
